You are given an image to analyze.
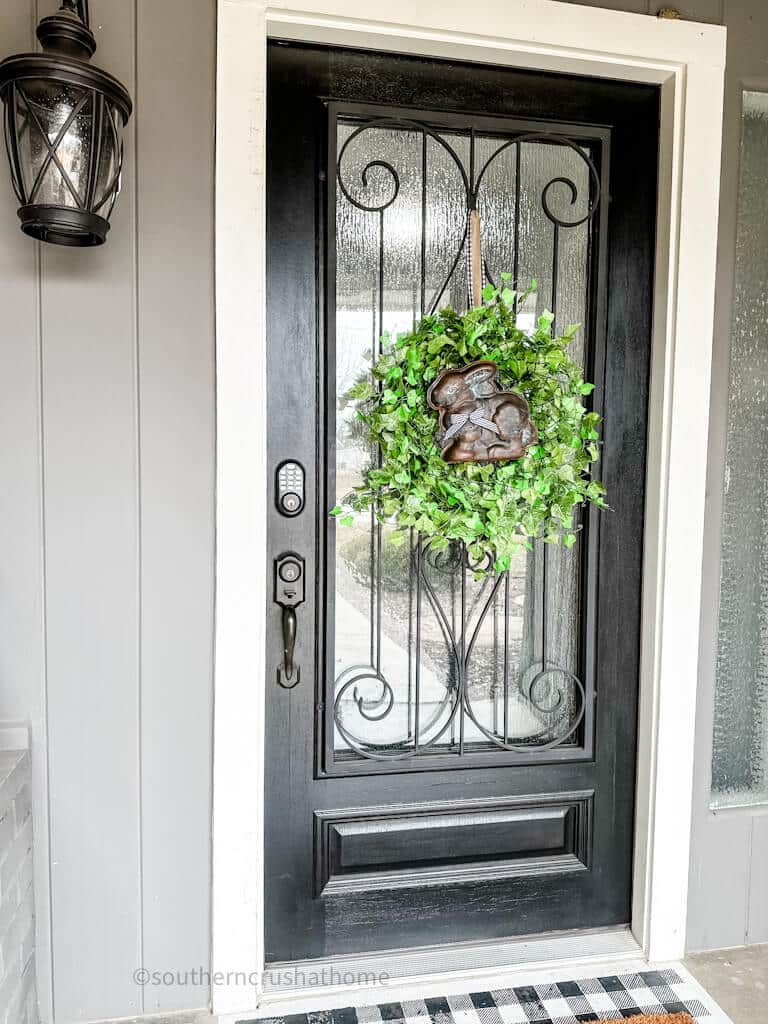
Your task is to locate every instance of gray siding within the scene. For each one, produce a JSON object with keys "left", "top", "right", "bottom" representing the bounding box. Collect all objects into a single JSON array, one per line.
[
  {"left": 0, "top": 1, "right": 215, "bottom": 1021},
  {"left": 42, "top": 1, "right": 143, "bottom": 1017},
  {"left": 135, "top": 0, "right": 216, "bottom": 1015},
  {"left": 0, "top": 2, "right": 51, "bottom": 1020},
  {"left": 0, "top": 0, "right": 752, "bottom": 1021}
]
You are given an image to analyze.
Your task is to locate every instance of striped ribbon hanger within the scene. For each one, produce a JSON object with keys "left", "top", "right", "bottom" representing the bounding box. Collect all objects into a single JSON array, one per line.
[{"left": 467, "top": 204, "right": 484, "bottom": 308}]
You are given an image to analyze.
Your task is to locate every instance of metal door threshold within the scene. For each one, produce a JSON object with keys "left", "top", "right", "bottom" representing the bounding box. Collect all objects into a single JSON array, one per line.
[{"left": 261, "top": 925, "right": 642, "bottom": 1000}]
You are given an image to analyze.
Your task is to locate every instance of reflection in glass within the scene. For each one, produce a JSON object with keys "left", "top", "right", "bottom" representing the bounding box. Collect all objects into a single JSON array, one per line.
[
  {"left": 712, "top": 92, "right": 768, "bottom": 808},
  {"left": 333, "top": 118, "right": 593, "bottom": 760},
  {"left": 15, "top": 80, "right": 92, "bottom": 207},
  {"left": 11, "top": 79, "right": 123, "bottom": 214}
]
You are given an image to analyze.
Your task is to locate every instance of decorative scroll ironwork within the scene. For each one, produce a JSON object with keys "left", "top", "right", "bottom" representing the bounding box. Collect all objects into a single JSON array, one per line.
[
  {"left": 333, "top": 538, "right": 586, "bottom": 760},
  {"left": 331, "top": 112, "right": 601, "bottom": 765},
  {"left": 336, "top": 115, "right": 602, "bottom": 322}
]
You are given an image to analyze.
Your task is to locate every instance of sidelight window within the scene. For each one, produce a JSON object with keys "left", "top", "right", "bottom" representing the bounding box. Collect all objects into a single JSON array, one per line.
[{"left": 712, "top": 91, "right": 768, "bottom": 809}]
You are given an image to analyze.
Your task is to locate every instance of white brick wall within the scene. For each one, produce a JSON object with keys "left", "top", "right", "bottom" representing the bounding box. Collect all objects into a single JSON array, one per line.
[{"left": 0, "top": 752, "right": 36, "bottom": 1024}]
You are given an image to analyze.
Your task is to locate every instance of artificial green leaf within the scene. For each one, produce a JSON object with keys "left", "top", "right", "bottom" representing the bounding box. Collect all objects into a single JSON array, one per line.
[
  {"left": 346, "top": 379, "right": 374, "bottom": 401},
  {"left": 329, "top": 275, "right": 606, "bottom": 571}
]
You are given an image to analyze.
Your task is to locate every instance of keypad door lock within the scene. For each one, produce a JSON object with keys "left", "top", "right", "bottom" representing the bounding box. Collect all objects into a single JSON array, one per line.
[
  {"left": 274, "top": 552, "right": 305, "bottom": 688},
  {"left": 276, "top": 460, "right": 305, "bottom": 517}
]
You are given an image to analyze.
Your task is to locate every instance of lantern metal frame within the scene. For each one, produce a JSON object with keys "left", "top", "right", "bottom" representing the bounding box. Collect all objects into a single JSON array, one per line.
[{"left": 0, "top": 0, "right": 132, "bottom": 246}]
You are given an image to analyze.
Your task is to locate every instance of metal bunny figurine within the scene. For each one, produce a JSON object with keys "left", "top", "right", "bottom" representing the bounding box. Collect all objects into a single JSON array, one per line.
[{"left": 427, "top": 360, "right": 537, "bottom": 464}]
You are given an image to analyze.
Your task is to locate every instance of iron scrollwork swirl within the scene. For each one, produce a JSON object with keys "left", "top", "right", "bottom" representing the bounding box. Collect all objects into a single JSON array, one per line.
[
  {"left": 333, "top": 539, "right": 586, "bottom": 760},
  {"left": 337, "top": 155, "right": 401, "bottom": 213},
  {"left": 336, "top": 116, "right": 602, "bottom": 314}
]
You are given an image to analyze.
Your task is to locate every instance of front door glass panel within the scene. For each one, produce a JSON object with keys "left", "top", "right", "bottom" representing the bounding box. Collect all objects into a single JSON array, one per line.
[{"left": 330, "top": 112, "right": 601, "bottom": 768}]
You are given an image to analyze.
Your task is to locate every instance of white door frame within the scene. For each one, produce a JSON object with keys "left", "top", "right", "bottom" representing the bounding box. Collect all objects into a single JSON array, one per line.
[{"left": 212, "top": 0, "right": 726, "bottom": 1016}]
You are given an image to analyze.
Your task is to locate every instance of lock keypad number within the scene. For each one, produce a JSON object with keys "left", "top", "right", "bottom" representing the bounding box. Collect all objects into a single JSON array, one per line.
[{"left": 276, "top": 461, "right": 305, "bottom": 517}]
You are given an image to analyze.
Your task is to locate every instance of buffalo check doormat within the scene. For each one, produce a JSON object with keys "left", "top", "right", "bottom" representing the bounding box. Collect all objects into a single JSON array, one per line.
[{"left": 247, "top": 969, "right": 724, "bottom": 1024}]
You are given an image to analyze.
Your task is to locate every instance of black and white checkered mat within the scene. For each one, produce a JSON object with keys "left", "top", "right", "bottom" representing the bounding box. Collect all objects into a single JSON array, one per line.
[{"left": 252, "top": 969, "right": 715, "bottom": 1024}]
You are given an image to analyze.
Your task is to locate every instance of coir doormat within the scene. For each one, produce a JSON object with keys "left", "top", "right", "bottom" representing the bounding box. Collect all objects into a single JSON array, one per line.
[{"left": 605, "top": 1016, "right": 694, "bottom": 1024}]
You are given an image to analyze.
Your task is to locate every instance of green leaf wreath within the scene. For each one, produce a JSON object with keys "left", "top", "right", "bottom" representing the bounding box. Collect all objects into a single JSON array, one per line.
[{"left": 331, "top": 278, "right": 606, "bottom": 572}]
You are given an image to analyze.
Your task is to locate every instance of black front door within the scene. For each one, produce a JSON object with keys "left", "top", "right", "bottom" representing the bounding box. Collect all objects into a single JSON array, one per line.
[{"left": 265, "top": 42, "right": 658, "bottom": 964}]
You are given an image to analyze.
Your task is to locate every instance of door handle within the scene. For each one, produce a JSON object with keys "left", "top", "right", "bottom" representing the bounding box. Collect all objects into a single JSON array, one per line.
[
  {"left": 281, "top": 606, "right": 298, "bottom": 683},
  {"left": 275, "top": 552, "right": 305, "bottom": 688}
]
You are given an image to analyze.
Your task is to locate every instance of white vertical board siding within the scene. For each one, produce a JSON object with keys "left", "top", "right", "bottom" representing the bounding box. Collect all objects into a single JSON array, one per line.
[
  {"left": 40, "top": 0, "right": 142, "bottom": 1016},
  {"left": 747, "top": 815, "right": 768, "bottom": 943},
  {"left": 34, "top": 0, "right": 217, "bottom": 1018},
  {"left": 0, "top": 4, "right": 50, "bottom": 1021},
  {"left": 135, "top": 0, "right": 216, "bottom": 1014},
  {"left": 0, "top": 0, "right": 42, "bottom": 727},
  {"left": 687, "top": 813, "right": 752, "bottom": 950},
  {"left": 0, "top": 0, "right": 216, "bottom": 1018}
]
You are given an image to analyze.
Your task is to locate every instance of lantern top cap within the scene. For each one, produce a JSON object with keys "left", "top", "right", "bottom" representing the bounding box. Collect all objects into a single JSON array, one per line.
[
  {"left": 0, "top": 0, "right": 132, "bottom": 122},
  {"left": 37, "top": 1, "right": 97, "bottom": 62}
]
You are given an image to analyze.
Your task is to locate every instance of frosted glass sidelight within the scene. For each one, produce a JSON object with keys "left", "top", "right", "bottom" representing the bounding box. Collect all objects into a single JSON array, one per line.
[{"left": 712, "top": 92, "right": 768, "bottom": 809}]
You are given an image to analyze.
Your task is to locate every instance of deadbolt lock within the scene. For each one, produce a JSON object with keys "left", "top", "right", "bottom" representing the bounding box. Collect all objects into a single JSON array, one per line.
[{"left": 276, "top": 460, "right": 305, "bottom": 517}]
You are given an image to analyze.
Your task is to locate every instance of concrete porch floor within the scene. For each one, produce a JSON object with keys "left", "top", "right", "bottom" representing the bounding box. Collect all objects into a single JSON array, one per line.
[{"left": 685, "top": 945, "right": 768, "bottom": 1024}]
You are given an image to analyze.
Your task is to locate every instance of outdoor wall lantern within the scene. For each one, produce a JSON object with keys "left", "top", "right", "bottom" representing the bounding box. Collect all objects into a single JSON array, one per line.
[{"left": 0, "top": 0, "right": 132, "bottom": 246}]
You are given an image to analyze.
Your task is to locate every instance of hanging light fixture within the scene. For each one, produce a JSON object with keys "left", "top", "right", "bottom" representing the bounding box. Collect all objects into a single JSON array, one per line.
[{"left": 0, "top": 0, "right": 132, "bottom": 246}]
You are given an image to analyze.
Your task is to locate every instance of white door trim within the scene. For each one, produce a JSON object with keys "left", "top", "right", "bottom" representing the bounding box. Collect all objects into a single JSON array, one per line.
[{"left": 212, "top": 0, "right": 726, "bottom": 1015}]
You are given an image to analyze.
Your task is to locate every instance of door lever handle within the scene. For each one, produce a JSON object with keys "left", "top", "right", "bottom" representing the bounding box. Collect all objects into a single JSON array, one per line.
[
  {"left": 281, "top": 605, "right": 298, "bottom": 685},
  {"left": 275, "top": 553, "right": 305, "bottom": 689}
]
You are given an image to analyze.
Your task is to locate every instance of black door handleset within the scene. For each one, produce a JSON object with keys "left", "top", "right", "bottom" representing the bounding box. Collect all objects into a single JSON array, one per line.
[{"left": 275, "top": 552, "right": 305, "bottom": 688}]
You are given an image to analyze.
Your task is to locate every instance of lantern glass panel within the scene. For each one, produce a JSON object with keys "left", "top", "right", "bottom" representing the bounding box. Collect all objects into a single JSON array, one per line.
[
  {"left": 15, "top": 79, "right": 93, "bottom": 207},
  {"left": 3, "top": 94, "right": 25, "bottom": 199},
  {"left": 94, "top": 100, "right": 122, "bottom": 212}
]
